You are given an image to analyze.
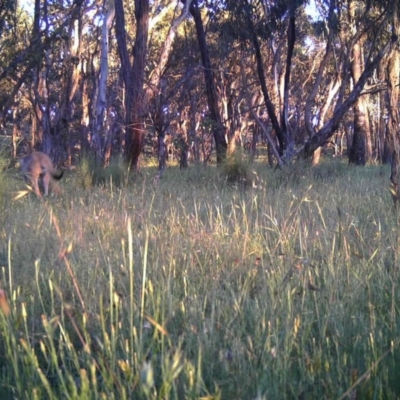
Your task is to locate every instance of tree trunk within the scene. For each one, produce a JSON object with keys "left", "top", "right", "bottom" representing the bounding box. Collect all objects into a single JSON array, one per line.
[
  {"left": 115, "top": 0, "right": 149, "bottom": 171},
  {"left": 244, "top": 0, "right": 288, "bottom": 157},
  {"left": 303, "top": 39, "right": 393, "bottom": 158},
  {"left": 12, "top": 102, "right": 19, "bottom": 158},
  {"left": 157, "top": 130, "right": 167, "bottom": 173},
  {"left": 114, "top": 0, "right": 133, "bottom": 156},
  {"left": 388, "top": 0, "right": 400, "bottom": 206},
  {"left": 93, "top": 0, "right": 115, "bottom": 161},
  {"left": 348, "top": 98, "right": 368, "bottom": 165},
  {"left": 189, "top": 0, "right": 227, "bottom": 164},
  {"left": 348, "top": 1, "right": 371, "bottom": 165},
  {"left": 280, "top": 10, "right": 296, "bottom": 151},
  {"left": 128, "top": 0, "right": 149, "bottom": 170},
  {"left": 377, "top": 57, "right": 391, "bottom": 163},
  {"left": 80, "top": 58, "right": 91, "bottom": 157},
  {"left": 239, "top": 58, "right": 283, "bottom": 167},
  {"left": 304, "top": 0, "right": 336, "bottom": 165},
  {"left": 147, "top": 0, "right": 192, "bottom": 172}
]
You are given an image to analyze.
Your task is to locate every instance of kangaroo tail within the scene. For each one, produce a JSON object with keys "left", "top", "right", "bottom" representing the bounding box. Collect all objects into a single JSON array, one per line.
[{"left": 52, "top": 170, "right": 64, "bottom": 181}]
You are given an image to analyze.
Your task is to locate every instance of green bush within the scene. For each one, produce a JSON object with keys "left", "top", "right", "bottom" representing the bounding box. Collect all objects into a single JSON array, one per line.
[
  {"left": 221, "top": 150, "right": 256, "bottom": 188},
  {"left": 78, "top": 154, "right": 128, "bottom": 189}
]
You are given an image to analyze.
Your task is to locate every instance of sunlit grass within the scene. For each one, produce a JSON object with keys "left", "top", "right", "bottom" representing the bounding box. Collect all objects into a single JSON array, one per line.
[{"left": 0, "top": 157, "right": 399, "bottom": 399}]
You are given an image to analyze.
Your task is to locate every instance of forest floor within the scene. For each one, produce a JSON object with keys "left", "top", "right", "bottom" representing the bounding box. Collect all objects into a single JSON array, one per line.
[{"left": 0, "top": 156, "right": 399, "bottom": 399}]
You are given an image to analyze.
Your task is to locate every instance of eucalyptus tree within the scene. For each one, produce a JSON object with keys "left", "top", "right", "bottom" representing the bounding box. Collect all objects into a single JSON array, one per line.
[
  {"left": 92, "top": 0, "right": 115, "bottom": 163},
  {"left": 346, "top": 0, "right": 383, "bottom": 165},
  {"left": 0, "top": 0, "right": 26, "bottom": 155},
  {"left": 388, "top": 0, "right": 400, "bottom": 206},
  {"left": 145, "top": 0, "right": 192, "bottom": 172},
  {"left": 114, "top": 0, "right": 196, "bottom": 170},
  {"left": 0, "top": 0, "right": 86, "bottom": 159},
  {"left": 187, "top": 0, "right": 228, "bottom": 164},
  {"left": 303, "top": 0, "right": 341, "bottom": 165},
  {"left": 114, "top": 0, "right": 149, "bottom": 170},
  {"left": 222, "top": 0, "right": 397, "bottom": 167},
  {"left": 222, "top": 0, "right": 315, "bottom": 162},
  {"left": 302, "top": 0, "right": 396, "bottom": 161}
]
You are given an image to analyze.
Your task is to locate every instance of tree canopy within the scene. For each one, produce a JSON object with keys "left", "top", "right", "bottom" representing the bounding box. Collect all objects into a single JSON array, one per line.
[{"left": 0, "top": 0, "right": 399, "bottom": 178}]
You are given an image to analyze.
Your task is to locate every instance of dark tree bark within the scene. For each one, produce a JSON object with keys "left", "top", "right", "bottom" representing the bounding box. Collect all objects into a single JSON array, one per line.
[
  {"left": 388, "top": 0, "right": 400, "bottom": 206},
  {"left": 244, "top": 0, "right": 286, "bottom": 156},
  {"left": 189, "top": 0, "right": 227, "bottom": 164},
  {"left": 114, "top": 0, "right": 133, "bottom": 155},
  {"left": 114, "top": 0, "right": 149, "bottom": 170},
  {"left": 348, "top": 99, "right": 368, "bottom": 165},
  {"left": 129, "top": 0, "right": 149, "bottom": 170}
]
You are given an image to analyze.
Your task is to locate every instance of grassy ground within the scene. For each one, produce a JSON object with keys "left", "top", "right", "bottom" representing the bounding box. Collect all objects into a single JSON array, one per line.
[{"left": 0, "top": 156, "right": 399, "bottom": 399}]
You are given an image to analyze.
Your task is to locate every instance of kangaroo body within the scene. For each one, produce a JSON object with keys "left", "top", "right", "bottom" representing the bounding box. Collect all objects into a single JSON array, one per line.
[{"left": 20, "top": 151, "right": 63, "bottom": 197}]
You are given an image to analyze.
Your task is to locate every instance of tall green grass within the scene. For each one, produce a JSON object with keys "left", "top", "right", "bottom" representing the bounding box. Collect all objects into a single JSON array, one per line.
[{"left": 0, "top": 159, "right": 399, "bottom": 399}]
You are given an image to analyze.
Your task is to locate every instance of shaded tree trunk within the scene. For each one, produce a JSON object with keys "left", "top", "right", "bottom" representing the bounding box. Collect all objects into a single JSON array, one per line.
[
  {"left": 388, "top": 0, "right": 400, "bottom": 206},
  {"left": 348, "top": 97, "right": 368, "bottom": 165},
  {"left": 244, "top": 0, "right": 286, "bottom": 156},
  {"left": 128, "top": 0, "right": 149, "bottom": 170},
  {"left": 12, "top": 101, "right": 19, "bottom": 158},
  {"left": 377, "top": 57, "right": 391, "bottom": 163},
  {"left": 115, "top": 0, "right": 149, "bottom": 170},
  {"left": 348, "top": 0, "right": 375, "bottom": 165},
  {"left": 280, "top": 8, "right": 296, "bottom": 152},
  {"left": 114, "top": 0, "right": 133, "bottom": 156},
  {"left": 80, "top": 58, "right": 91, "bottom": 157},
  {"left": 189, "top": 0, "right": 227, "bottom": 164},
  {"left": 348, "top": 1, "right": 371, "bottom": 165}
]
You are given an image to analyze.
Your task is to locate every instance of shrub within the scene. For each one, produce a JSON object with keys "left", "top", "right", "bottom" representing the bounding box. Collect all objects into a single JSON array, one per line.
[
  {"left": 78, "top": 154, "right": 127, "bottom": 189},
  {"left": 221, "top": 149, "right": 256, "bottom": 188}
]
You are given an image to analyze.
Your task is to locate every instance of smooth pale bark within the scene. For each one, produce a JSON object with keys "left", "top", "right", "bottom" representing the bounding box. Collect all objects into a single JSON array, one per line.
[
  {"left": 280, "top": 10, "right": 295, "bottom": 151},
  {"left": 348, "top": 0, "right": 371, "bottom": 165},
  {"left": 12, "top": 102, "right": 18, "bottom": 158},
  {"left": 93, "top": 0, "right": 115, "bottom": 162},
  {"left": 303, "top": 39, "right": 394, "bottom": 158},
  {"left": 80, "top": 58, "right": 91, "bottom": 157},
  {"left": 304, "top": 0, "right": 336, "bottom": 165}
]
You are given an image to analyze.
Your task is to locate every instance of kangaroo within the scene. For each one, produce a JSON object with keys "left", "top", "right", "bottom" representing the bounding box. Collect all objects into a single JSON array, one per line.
[{"left": 19, "top": 151, "right": 63, "bottom": 197}]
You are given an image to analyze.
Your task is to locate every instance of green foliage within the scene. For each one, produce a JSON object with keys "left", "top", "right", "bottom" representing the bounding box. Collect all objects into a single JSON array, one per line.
[
  {"left": 0, "top": 146, "right": 13, "bottom": 208},
  {"left": 220, "top": 149, "right": 256, "bottom": 188},
  {"left": 1, "top": 161, "right": 400, "bottom": 399},
  {"left": 77, "top": 154, "right": 128, "bottom": 189}
]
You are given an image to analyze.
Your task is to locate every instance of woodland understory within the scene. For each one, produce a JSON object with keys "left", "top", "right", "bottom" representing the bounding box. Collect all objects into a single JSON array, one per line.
[
  {"left": 0, "top": 0, "right": 399, "bottom": 189},
  {"left": 1, "top": 1, "right": 400, "bottom": 398}
]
